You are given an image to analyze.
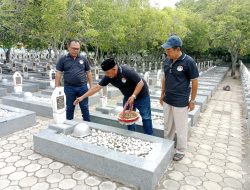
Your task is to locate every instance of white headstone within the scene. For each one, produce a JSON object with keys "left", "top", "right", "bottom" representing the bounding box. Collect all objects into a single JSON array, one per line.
[
  {"left": 149, "top": 62, "right": 152, "bottom": 71},
  {"left": 99, "top": 86, "right": 108, "bottom": 107},
  {"left": 133, "top": 62, "right": 137, "bottom": 71},
  {"left": 51, "top": 87, "right": 66, "bottom": 124},
  {"left": 13, "top": 71, "right": 23, "bottom": 93},
  {"left": 142, "top": 62, "right": 145, "bottom": 72},
  {"left": 144, "top": 71, "right": 150, "bottom": 84},
  {"left": 2, "top": 78, "right": 8, "bottom": 84},
  {"left": 49, "top": 69, "right": 56, "bottom": 88},
  {"left": 95, "top": 66, "right": 99, "bottom": 80},
  {"left": 156, "top": 69, "right": 162, "bottom": 86},
  {"left": 46, "top": 63, "right": 51, "bottom": 75}
]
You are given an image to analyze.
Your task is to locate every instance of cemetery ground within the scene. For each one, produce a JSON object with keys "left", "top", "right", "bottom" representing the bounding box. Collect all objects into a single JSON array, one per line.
[{"left": 0, "top": 70, "right": 250, "bottom": 190}]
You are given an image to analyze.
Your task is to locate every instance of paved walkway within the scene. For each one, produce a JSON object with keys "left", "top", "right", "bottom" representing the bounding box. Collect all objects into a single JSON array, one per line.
[
  {"left": 156, "top": 72, "right": 250, "bottom": 190},
  {"left": 0, "top": 72, "right": 249, "bottom": 190}
]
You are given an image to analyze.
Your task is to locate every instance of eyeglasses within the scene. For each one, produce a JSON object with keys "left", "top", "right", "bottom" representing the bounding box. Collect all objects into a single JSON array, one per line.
[{"left": 71, "top": 47, "right": 80, "bottom": 51}]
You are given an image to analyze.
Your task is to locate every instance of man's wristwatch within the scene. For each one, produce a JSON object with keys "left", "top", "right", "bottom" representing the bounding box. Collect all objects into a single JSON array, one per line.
[
  {"left": 132, "top": 94, "right": 136, "bottom": 99},
  {"left": 190, "top": 100, "right": 195, "bottom": 103}
]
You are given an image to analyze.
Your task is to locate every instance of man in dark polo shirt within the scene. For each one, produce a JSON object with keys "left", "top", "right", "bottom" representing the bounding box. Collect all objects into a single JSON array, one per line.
[
  {"left": 55, "top": 39, "right": 93, "bottom": 121},
  {"left": 73, "top": 58, "right": 153, "bottom": 135},
  {"left": 160, "top": 35, "right": 199, "bottom": 161}
]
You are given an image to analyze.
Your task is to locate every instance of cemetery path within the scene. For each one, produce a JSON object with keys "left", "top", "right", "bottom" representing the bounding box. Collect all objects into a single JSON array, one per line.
[
  {"left": 0, "top": 71, "right": 249, "bottom": 190},
  {"left": 156, "top": 72, "right": 250, "bottom": 190}
]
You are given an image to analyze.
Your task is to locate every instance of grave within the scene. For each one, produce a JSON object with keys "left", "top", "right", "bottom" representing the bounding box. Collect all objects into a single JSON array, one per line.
[
  {"left": 197, "top": 89, "right": 212, "bottom": 100},
  {"left": 33, "top": 120, "right": 174, "bottom": 190},
  {"left": 92, "top": 105, "right": 192, "bottom": 137},
  {"left": 0, "top": 72, "right": 39, "bottom": 93},
  {"left": 0, "top": 104, "right": 36, "bottom": 137},
  {"left": 23, "top": 76, "right": 50, "bottom": 89},
  {"left": 0, "top": 67, "right": 2, "bottom": 81},
  {"left": 0, "top": 88, "right": 7, "bottom": 97},
  {"left": 197, "top": 85, "right": 216, "bottom": 93},
  {"left": 2, "top": 93, "right": 53, "bottom": 118}
]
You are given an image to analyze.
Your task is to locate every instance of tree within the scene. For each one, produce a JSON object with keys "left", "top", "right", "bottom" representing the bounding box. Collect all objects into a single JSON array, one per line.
[{"left": 208, "top": 0, "right": 250, "bottom": 76}]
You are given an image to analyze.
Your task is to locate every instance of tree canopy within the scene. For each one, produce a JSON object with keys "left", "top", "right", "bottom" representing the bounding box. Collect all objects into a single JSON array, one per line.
[{"left": 0, "top": 0, "right": 249, "bottom": 75}]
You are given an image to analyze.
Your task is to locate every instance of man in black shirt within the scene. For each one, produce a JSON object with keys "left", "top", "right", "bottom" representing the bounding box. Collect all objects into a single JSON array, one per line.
[
  {"left": 74, "top": 58, "right": 153, "bottom": 135},
  {"left": 55, "top": 39, "right": 93, "bottom": 121}
]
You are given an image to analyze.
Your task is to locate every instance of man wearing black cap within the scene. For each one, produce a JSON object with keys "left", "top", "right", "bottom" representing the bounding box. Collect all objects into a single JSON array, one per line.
[
  {"left": 74, "top": 58, "right": 153, "bottom": 135},
  {"left": 160, "top": 35, "right": 199, "bottom": 161}
]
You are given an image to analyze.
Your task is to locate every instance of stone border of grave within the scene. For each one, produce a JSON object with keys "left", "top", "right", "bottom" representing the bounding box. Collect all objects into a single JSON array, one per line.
[
  {"left": 239, "top": 62, "right": 250, "bottom": 136},
  {"left": 0, "top": 104, "right": 36, "bottom": 137},
  {"left": 2, "top": 95, "right": 53, "bottom": 118},
  {"left": 33, "top": 120, "right": 174, "bottom": 190}
]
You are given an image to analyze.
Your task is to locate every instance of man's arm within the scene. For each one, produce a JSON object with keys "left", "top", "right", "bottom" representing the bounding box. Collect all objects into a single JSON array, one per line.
[
  {"left": 86, "top": 70, "right": 93, "bottom": 88},
  {"left": 189, "top": 79, "right": 198, "bottom": 111},
  {"left": 127, "top": 79, "right": 144, "bottom": 108},
  {"left": 73, "top": 84, "right": 102, "bottom": 105},
  {"left": 160, "top": 75, "right": 165, "bottom": 105},
  {"left": 132, "top": 80, "right": 144, "bottom": 97},
  {"left": 55, "top": 71, "right": 62, "bottom": 87}
]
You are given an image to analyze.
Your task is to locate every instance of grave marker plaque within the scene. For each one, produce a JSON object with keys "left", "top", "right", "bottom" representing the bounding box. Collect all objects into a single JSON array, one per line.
[
  {"left": 13, "top": 72, "right": 23, "bottom": 93},
  {"left": 51, "top": 87, "right": 66, "bottom": 124},
  {"left": 15, "top": 77, "right": 21, "bottom": 85},
  {"left": 56, "top": 95, "right": 65, "bottom": 110}
]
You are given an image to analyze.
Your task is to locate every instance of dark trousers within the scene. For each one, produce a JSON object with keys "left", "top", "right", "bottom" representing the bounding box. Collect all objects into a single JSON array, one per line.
[{"left": 64, "top": 85, "right": 90, "bottom": 121}]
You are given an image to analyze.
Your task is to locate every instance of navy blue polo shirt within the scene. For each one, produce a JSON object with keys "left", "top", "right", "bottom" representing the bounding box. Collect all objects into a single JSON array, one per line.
[
  {"left": 99, "top": 66, "right": 149, "bottom": 99},
  {"left": 56, "top": 54, "right": 90, "bottom": 87},
  {"left": 163, "top": 53, "right": 199, "bottom": 107}
]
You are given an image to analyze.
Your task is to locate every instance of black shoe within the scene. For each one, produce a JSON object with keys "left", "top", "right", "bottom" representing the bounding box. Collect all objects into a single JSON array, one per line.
[{"left": 173, "top": 153, "right": 185, "bottom": 161}]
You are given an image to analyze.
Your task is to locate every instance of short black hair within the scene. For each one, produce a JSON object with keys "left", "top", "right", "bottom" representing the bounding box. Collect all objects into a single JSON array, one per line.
[
  {"left": 172, "top": 46, "right": 182, "bottom": 50},
  {"left": 68, "top": 39, "right": 80, "bottom": 46}
]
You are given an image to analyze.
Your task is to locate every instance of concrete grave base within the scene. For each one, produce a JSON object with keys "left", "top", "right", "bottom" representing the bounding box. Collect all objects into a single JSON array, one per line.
[
  {"left": 0, "top": 82, "right": 39, "bottom": 93},
  {"left": 2, "top": 95, "right": 53, "bottom": 118},
  {"left": 33, "top": 120, "right": 174, "bottom": 190},
  {"left": 90, "top": 107, "right": 192, "bottom": 138},
  {"left": 0, "top": 104, "right": 36, "bottom": 137},
  {"left": 0, "top": 88, "right": 7, "bottom": 97}
]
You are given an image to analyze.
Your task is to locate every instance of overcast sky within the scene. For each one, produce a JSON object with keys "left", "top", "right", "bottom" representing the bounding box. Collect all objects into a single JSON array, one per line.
[{"left": 149, "top": 0, "right": 180, "bottom": 9}]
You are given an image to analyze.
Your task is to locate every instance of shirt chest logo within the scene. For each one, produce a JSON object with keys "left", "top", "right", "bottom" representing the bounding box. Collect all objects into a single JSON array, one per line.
[
  {"left": 121, "top": 77, "right": 126, "bottom": 83},
  {"left": 177, "top": 65, "right": 183, "bottom": 72},
  {"left": 79, "top": 60, "right": 84, "bottom": 64}
]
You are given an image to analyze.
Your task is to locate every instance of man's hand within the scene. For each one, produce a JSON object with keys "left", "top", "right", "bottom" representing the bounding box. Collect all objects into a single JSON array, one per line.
[
  {"left": 188, "top": 101, "right": 195, "bottom": 111},
  {"left": 128, "top": 96, "right": 135, "bottom": 110},
  {"left": 73, "top": 96, "right": 84, "bottom": 105}
]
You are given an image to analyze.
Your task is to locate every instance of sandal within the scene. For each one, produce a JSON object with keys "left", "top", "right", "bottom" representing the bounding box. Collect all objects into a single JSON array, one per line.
[{"left": 173, "top": 153, "right": 185, "bottom": 161}]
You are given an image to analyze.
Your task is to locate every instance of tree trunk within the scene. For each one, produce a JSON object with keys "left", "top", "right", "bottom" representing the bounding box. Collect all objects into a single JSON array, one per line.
[
  {"left": 51, "top": 37, "right": 58, "bottom": 62},
  {"left": 5, "top": 48, "right": 11, "bottom": 63},
  {"left": 230, "top": 51, "right": 238, "bottom": 77}
]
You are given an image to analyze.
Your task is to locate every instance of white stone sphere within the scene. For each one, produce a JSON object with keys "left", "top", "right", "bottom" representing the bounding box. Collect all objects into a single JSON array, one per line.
[
  {"left": 2, "top": 78, "right": 8, "bottom": 84},
  {"left": 72, "top": 123, "right": 90, "bottom": 137},
  {"left": 24, "top": 92, "right": 33, "bottom": 99}
]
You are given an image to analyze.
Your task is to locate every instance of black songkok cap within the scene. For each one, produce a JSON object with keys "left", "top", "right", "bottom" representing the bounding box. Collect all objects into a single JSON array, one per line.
[{"left": 101, "top": 58, "right": 117, "bottom": 71}]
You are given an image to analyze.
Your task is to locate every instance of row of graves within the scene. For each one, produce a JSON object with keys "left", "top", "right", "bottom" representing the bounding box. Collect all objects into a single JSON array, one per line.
[
  {"left": 0, "top": 59, "right": 229, "bottom": 190},
  {"left": 239, "top": 61, "right": 250, "bottom": 136},
  {"left": 0, "top": 50, "right": 57, "bottom": 64}
]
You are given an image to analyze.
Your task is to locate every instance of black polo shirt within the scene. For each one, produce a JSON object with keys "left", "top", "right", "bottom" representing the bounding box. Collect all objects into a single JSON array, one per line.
[
  {"left": 56, "top": 54, "right": 90, "bottom": 87},
  {"left": 99, "top": 66, "right": 149, "bottom": 99},
  {"left": 163, "top": 53, "right": 199, "bottom": 107}
]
